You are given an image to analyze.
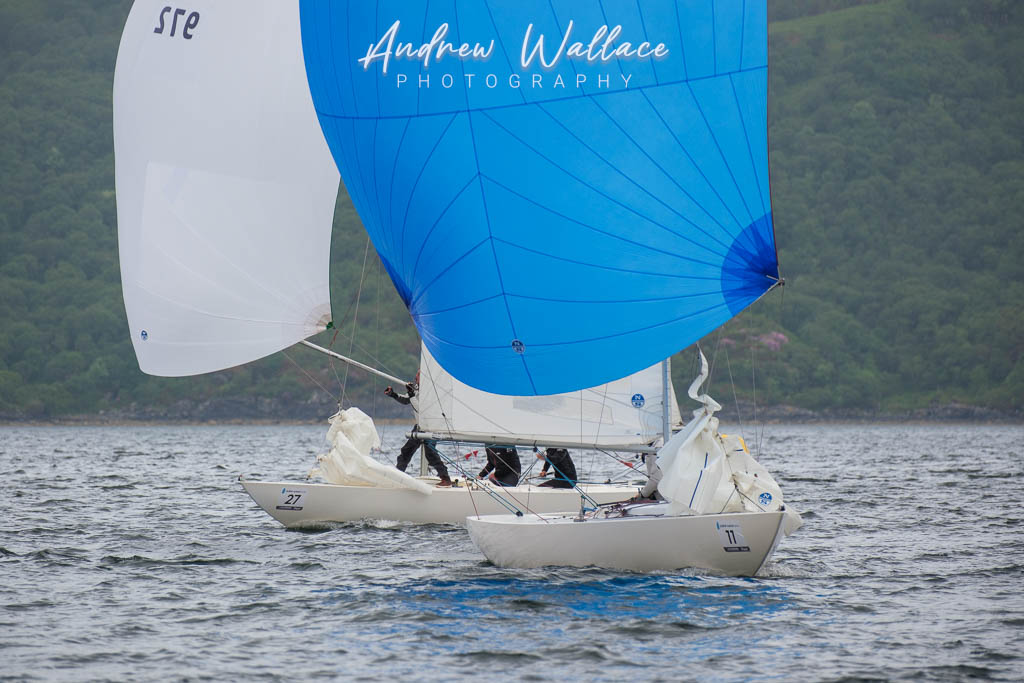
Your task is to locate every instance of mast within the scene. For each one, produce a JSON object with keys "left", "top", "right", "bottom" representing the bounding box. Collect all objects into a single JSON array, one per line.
[
  {"left": 662, "top": 358, "right": 672, "bottom": 445},
  {"left": 652, "top": 357, "right": 671, "bottom": 476}
]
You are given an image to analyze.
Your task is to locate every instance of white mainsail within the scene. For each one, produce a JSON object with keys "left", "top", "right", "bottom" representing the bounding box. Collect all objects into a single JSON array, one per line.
[
  {"left": 113, "top": 0, "right": 339, "bottom": 377},
  {"left": 416, "top": 343, "right": 682, "bottom": 450}
]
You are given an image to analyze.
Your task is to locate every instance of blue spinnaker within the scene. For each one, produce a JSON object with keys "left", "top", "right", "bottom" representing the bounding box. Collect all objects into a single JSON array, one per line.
[{"left": 299, "top": 0, "right": 779, "bottom": 395}]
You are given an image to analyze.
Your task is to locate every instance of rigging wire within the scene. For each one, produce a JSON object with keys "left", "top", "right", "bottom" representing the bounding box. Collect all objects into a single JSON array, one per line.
[
  {"left": 705, "top": 330, "right": 724, "bottom": 400},
  {"left": 339, "top": 235, "right": 372, "bottom": 409},
  {"left": 415, "top": 356, "right": 620, "bottom": 518},
  {"left": 760, "top": 283, "right": 788, "bottom": 460},
  {"left": 281, "top": 348, "right": 334, "bottom": 401},
  {"left": 415, "top": 349, "right": 655, "bottom": 483},
  {"left": 723, "top": 347, "right": 748, "bottom": 447},
  {"left": 752, "top": 344, "right": 759, "bottom": 459},
  {"left": 417, "top": 348, "right": 529, "bottom": 516},
  {"left": 321, "top": 254, "right": 368, "bottom": 404},
  {"left": 326, "top": 326, "right": 342, "bottom": 403},
  {"left": 321, "top": 328, "right": 408, "bottom": 385},
  {"left": 592, "top": 447, "right": 649, "bottom": 483},
  {"left": 372, "top": 252, "right": 385, "bottom": 450}
]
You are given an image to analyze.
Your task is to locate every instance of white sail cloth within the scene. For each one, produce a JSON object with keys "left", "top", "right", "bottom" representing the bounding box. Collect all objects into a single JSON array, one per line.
[
  {"left": 309, "top": 408, "right": 433, "bottom": 495},
  {"left": 113, "top": 0, "right": 340, "bottom": 376},
  {"left": 416, "top": 344, "right": 681, "bottom": 448},
  {"left": 656, "top": 353, "right": 802, "bottom": 535}
]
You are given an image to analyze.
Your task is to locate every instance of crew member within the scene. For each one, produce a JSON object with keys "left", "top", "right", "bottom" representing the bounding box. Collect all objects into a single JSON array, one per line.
[
  {"left": 536, "top": 447, "right": 577, "bottom": 489},
  {"left": 478, "top": 445, "right": 521, "bottom": 487},
  {"left": 385, "top": 372, "right": 453, "bottom": 487}
]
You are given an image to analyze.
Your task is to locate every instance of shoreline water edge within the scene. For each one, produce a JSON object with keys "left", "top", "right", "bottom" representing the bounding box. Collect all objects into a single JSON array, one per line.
[{"left": 1, "top": 401, "right": 1019, "bottom": 427}]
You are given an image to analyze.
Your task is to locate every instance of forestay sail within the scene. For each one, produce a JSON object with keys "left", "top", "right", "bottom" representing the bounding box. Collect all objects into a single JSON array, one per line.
[
  {"left": 416, "top": 343, "right": 681, "bottom": 450},
  {"left": 299, "top": 0, "right": 779, "bottom": 396},
  {"left": 114, "top": 0, "right": 340, "bottom": 376}
]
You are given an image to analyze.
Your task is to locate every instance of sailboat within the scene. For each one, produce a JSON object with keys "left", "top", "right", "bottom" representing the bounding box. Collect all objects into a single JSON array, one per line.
[
  {"left": 286, "top": 0, "right": 798, "bottom": 573},
  {"left": 114, "top": 0, "right": 799, "bottom": 571},
  {"left": 296, "top": 0, "right": 783, "bottom": 397},
  {"left": 239, "top": 342, "right": 681, "bottom": 526},
  {"left": 112, "top": 0, "right": 671, "bottom": 527},
  {"left": 467, "top": 350, "right": 802, "bottom": 575}
]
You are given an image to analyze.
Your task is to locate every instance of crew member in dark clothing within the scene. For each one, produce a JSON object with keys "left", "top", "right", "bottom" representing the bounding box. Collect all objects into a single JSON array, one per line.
[
  {"left": 478, "top": 445, "right": 521, "bottom": 487},
  {"left": 385, "top": 373, "right": 452, "bottom": 487},
  {"left": 536, "top": 447, "right": 577, "bottom": 488}
]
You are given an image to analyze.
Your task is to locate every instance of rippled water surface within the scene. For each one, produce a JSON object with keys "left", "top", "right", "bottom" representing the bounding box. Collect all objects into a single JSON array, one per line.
[{"left": 2, "top": 423, "right": 1023, "bottom": 681}]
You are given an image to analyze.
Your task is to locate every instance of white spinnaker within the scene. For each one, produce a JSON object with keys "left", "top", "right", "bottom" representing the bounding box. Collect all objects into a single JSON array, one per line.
[
  {"left": 416, "top": 344, "right": 682, "bottom": 448},
  {"left": 113, "top": 0, "right": 340, "bottom": 376}
]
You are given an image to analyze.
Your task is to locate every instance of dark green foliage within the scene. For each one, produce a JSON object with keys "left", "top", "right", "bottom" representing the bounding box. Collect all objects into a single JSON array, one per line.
[
  {"left": 693, "top": 0, "right": 1024, "bottom": 412},
  {"left": 0, "top": 0, "right": 1021, "bottom": 419},
  {"left": 768, "top": 0, "right": 881, "bottom": 23}
]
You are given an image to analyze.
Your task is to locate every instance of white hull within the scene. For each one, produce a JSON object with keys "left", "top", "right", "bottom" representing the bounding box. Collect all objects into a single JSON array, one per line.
[
  {"left": 466, "top": 507, "right": 788, "bottom": 576},
  {"left": 240, "top": 478, "right": 637, "bottom": 527}
]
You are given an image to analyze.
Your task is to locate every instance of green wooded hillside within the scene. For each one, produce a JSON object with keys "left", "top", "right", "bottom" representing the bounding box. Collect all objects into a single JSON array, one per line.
[{"left": 0, "top": 0, "right": 1021, "bottom": 420}]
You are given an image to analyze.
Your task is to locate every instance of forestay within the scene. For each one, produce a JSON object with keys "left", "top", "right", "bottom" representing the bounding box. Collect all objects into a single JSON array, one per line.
[
  {"left": 299, "top": 0, "right": 780, "bottom": 395},
  {"left": 114, "top": 0, "right": 340, "bottom": 376},
  {"left": 416, "top": 344, "right": 681, "bottom": 450}
]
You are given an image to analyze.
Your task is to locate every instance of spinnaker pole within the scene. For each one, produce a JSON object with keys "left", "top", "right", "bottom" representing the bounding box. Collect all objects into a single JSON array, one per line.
[{"left": 299, "top": 340, "right": 407, "bottom": 386}]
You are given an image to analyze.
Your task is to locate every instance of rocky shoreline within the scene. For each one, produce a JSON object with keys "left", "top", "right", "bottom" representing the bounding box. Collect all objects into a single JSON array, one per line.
[
  {"left": 0, "top": 396, "right": 1019, "bottom": 426},
  {"left": 709, "top": 398, "right": 1023, "bottom": 424}
]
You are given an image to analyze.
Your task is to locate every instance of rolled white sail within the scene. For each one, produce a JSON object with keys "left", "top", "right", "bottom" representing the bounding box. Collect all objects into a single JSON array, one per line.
[
  {"left": 416, "top": 343, "right": 682, "bottom": 449},
  {"left": 310, "top": 408, "right": 433, "bottom": 495},
  {"left": 113, "top": 0, "right": 340, "bottom": 376},
  {"left": 657, "top": 351, "right": 799, "bottom": 534}
]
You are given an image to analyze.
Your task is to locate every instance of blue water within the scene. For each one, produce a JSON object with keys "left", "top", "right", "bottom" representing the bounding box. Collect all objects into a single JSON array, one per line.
[{"left": 2, "top": 423, "right": 1022, "bottom": 680}]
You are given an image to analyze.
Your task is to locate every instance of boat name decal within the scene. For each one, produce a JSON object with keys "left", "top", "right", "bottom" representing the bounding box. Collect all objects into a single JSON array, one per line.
[
  {"left": 153, "top": 7, "right": 200, "bottom": 40},
  {"left": 276, "top": 487, "right": 307, "bottom": 511},
  {"left": 716, "top": 522, "right": 751, "bottom": 553}
]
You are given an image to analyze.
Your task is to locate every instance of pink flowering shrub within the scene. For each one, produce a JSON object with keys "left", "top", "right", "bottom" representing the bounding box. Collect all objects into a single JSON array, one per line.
[{"left": 756, "top": 331, "right": 789, "bottom": 351}]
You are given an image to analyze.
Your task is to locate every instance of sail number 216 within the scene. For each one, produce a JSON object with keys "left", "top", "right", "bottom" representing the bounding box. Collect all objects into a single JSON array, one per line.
[{"left": 154, "top": 7, "right": 200, "bottom": 39}]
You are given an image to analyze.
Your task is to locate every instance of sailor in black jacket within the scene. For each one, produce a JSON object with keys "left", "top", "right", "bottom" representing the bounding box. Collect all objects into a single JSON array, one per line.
[
  {"left": 478, "top": 445, "right": 521, "bottom": 487},
  {"left": 384, "top": 372, "right": 452, "bottom": 487},
  {"left": 536, "top": 447, "right": 577, "bottom": 488}
]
